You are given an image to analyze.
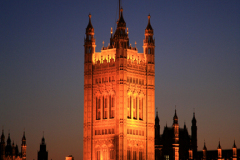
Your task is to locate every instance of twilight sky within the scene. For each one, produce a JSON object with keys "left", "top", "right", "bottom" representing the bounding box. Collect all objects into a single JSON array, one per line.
[{"left": 0, "top": 1, "right": 240, "bottom": 160}]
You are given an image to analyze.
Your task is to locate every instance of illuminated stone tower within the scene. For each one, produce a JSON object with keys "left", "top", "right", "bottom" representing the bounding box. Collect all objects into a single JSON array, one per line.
[{"left": 83, "top": 8, "right": 155, "bottom": 160}]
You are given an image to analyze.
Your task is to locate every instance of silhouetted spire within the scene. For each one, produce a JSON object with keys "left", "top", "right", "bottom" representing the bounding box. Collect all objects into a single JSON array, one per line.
[
  {"left": 233, "top": 140, "right": 237, "bottom": 148},
  {"left": 86, "top": 14, "right": 93, "bottom": 30},
  {"left": 192, "top": 112, "right": 196, "bottom": 124},
  {"left": 22, "top": 131, "right": 26, "bottom": 145},
  {"left": 146, "top": 15, "right": 153, "bottom": 30},
  {"left": 203, "top": 141, "right": 207, "bottom": 150},
  {"left": 173, "top": 109, "right": 178, "bottom": 124},
  {"left": 1, "top": 129, "right": 4, "bottom": 142},
  {"left": 117, "top": 8, "right": 126, "bottom": 28},
  {"left": 218, "top": 141, "right": 221, "bottom": 149},
  {"left": 7, "top": 133, "right": 11, "bottom": 145}
]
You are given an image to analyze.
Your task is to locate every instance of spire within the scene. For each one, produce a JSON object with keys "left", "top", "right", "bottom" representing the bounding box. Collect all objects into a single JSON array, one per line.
[
  {"left": 203, "top": 141, "right": 207, "bottom": 150},
  {"left": 192, "top": 112, "right": 196, "bottom": 124},
  {"left": 86, "top": 14, "right": 93, "bottom": 30},
  {"left": 1, "top": 129, "right": 4, "bottom": 142},
  {"left": 117, "top": 8, "right": 126, "bottom": 27},
  {"left": 173, "top": 108, "right": 178, "bottom": 124},
  {"left": 218, "top": 140, "right": 221, "bottom": 149},
  {"left": 233, "top": 140, "right": 237, "bottom": 148},
  {"left": 7, "top": 133, "right": 11, "bottom": 145},
  {"left": 146, "top": 14, "right": 153, "bottom": 30}
]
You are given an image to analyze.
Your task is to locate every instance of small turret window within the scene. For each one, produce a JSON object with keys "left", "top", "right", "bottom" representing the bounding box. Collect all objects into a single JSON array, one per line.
[
  {"left": 88, "top": 47, "right": 92, "bottom": 53},
  {"left": 148, "top": 36, "right": 151, "bottom": 43},
  {"left": 148, "top": 48, "right": 151, "bottom": 54},
  {"left": 89, "top": 35, "right": 91, "bottom": 40}
]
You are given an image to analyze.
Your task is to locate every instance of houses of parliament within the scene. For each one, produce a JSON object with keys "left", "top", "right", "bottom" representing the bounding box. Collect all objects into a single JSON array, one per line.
[{"left": 83, "top": 3, "right": 239, "bottom": 160}]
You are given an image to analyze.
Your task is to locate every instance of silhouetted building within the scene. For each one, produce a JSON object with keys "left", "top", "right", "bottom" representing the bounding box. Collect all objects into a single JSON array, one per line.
[
  {"left": 0, "top": 130, "right": 26, "bottom": 160},
  {"left": 197, "top": 140, "right": 240, "bottom": 160},
  {"left": 155, "top": 110, "right": 197, "bottom": 160},
  {"left": 155, "top": 111, "right": 239, "bottom": 160},
  {"left": 38, "top": 136, "right": 48, "bottom": 160}
]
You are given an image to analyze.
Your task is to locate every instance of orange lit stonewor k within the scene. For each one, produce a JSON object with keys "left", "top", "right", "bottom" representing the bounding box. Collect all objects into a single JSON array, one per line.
[{"left": 83, "top": 8, "right": 155, "bottom": 160}]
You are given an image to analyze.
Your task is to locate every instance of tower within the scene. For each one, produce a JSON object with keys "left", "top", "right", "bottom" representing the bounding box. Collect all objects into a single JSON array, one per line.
[
  {"left": 172, "top": 110, "right": 179, "bottom": 160},
  {"left": 83, "top": 6, "right": 155, "bottom": 160},
  {"left": 191, "top": 112, "right": 197, "bottom": 158},
  {"left": 232, "top": 140, "right": 237, "bottom": 160},
  {"left": 38, "top": 136, "right": 48, "bottom": 160},
  {"left": 21, "top": 132, "right": 26, "bottom": 160},
  {"left": 0, "top": 130, "right": 5, "bottom": 160},
  {"left": 202, "top": 141, "right": 207, "bottom": 160},
  {"left": 217, "top": 141, "right": 222, "bottom": 160}
]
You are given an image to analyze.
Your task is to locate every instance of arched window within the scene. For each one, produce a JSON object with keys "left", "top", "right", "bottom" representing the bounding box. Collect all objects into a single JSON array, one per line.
[
  {"left": 88, "top": 47, "right": 92, "bottom": 53},
  {"left": 148, "top": 48, "right": 151, "bottom": 54}
]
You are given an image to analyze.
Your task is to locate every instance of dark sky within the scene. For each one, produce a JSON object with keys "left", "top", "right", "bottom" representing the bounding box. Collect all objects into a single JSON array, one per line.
[{"left": 1, "top": 1, "right": 240, "bottom": 160}]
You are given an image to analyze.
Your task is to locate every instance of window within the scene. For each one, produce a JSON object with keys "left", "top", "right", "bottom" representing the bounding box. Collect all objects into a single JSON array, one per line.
[
  {"left": 133, "top": 151, "right": 136, "bottom": 160},
  {"left": 96, "top": 79, "right": 98, "bottom": 84},
  {"left": 108, "top": 129, "right": 111, "bottom": 134},
  {"left": 88, "top": 47, "right": 92, "bottom": 53},
  {"left": 127, "top": 77, "right": 129, "bottom": 82},
  {"left": 139, "top": 151, "right": 143, "bottom": 160},
  {"left": 136, "top": 78, "right": 138, "bottom": 84},
  {"left": 89, "top": 35, "right": 91, "bottom": 40},
  {"left": 133, "top": 78, "right": 135, "bottom": 83},
  {"left": 136, "top": 130, "right": 138, "bottom": 135},
  {"left": 105, "top": 129, "right": 107, "bottom": 134},
  {"left": 139, "top": 98, "right": 143, "bottom": 120},
  {"left": 148, "top": 36, "right": 151, "bottom": 43},
  {"left": 102, "top": 78, "right": 104, "bottom": 83},
  {"left": 96, "top": 97, "right": 101, "bottom": 120},
  {"left": 164, "top": 155, "right": 169, "bottom": 160},
  {"left": 112, "top": 129, "right": 114, "bottom": 134},
  {"left": 130, "top": 77, "right": 132, "bottom": 83},
  {"left": 133, "top": 98, "right": 137, "bottom": 119},
  {"left": 95, "top": 130, "right": 97, "bottom": 135},
  {"left": 128, "top": 97, "right": 131, "bottom": 119},
  {"left": 127, "top": 129, "right": 129, "bottom": 134},
  {"left": 102, "top": 130, "right": 104, "bottom": 135},
  {"left": 110, "top": 150, "right": 114, "bottom": 159},
  {"left": 127, "top": 150, "right": 131, "bottom": 160},
  {"left": 112, "top": 76, "right": 114, "bottom": 81},
  {"left": 109, "top": 77, "right": 111, "bottom": 82},
  {"left": 105, "top": 77, "right": 108, "bottom": 82},
  {"left": 99, "top": 78, "right": 101, "bottom": 84},
  {"left": 97, "top": 151, "right": 100, "bottom": 160}
]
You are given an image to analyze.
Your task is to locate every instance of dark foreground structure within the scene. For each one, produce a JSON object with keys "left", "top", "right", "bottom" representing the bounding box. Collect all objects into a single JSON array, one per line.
[{"left": 155, "top": 110, "right": 239, "bottom": 160}]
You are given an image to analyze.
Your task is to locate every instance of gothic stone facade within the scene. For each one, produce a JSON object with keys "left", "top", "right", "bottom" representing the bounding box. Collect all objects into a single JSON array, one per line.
[{"left": 83, "top": 9, "right": 155, "bottom": 160}]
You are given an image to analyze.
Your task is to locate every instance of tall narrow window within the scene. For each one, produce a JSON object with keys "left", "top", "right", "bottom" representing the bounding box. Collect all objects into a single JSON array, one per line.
[
  {"left": 127, "top": 97, "right": 131, "bottom": 118},
  {"left": 102, "top": 97, "right": 104, "bottom": 118},
  {"left": 103, "top": 97, "right": 108, "bottom": 119},
  {"left": 127, "top": 150, "right": 131, "bottom": 160},
  {"left": 96, "top": 97, "right": 101, "bottom": 120},
  {"left": 148, "top": 48, "right": 151, "bottom": 54},
  {"left": 110, "top": 150, "right": 114, "bottom": 159},
  {"left": 89, "top": 47, "right": 92, "bottom": 53},
  {"left": 139, "top": 98, "right": 143, "bottom": 120},
  {"left": 97, "top": 151, "right": 100, "bottom": 160},
  {"left": 109, "top": 95, "right": 111, "bottom": 118},
  {"left": 111, "top": 96, "right": 115, "bottom": 118},
  {"left": 133, "top": 97, "right": 137, "bottom": 119},
  {"left": 139, "top": 151, "right": 143, "bottom": 160},
  {"left": 133, "top": 151, "right": 136, "bottom": 160},
  {"left": 96, "top": 97, "right": 98, "bottom": 120}
]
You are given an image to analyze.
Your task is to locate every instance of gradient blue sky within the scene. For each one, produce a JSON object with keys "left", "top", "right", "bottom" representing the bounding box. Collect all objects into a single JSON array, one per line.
[{"left": 0, "top": 1, "right": 240, "bottom": 160}]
